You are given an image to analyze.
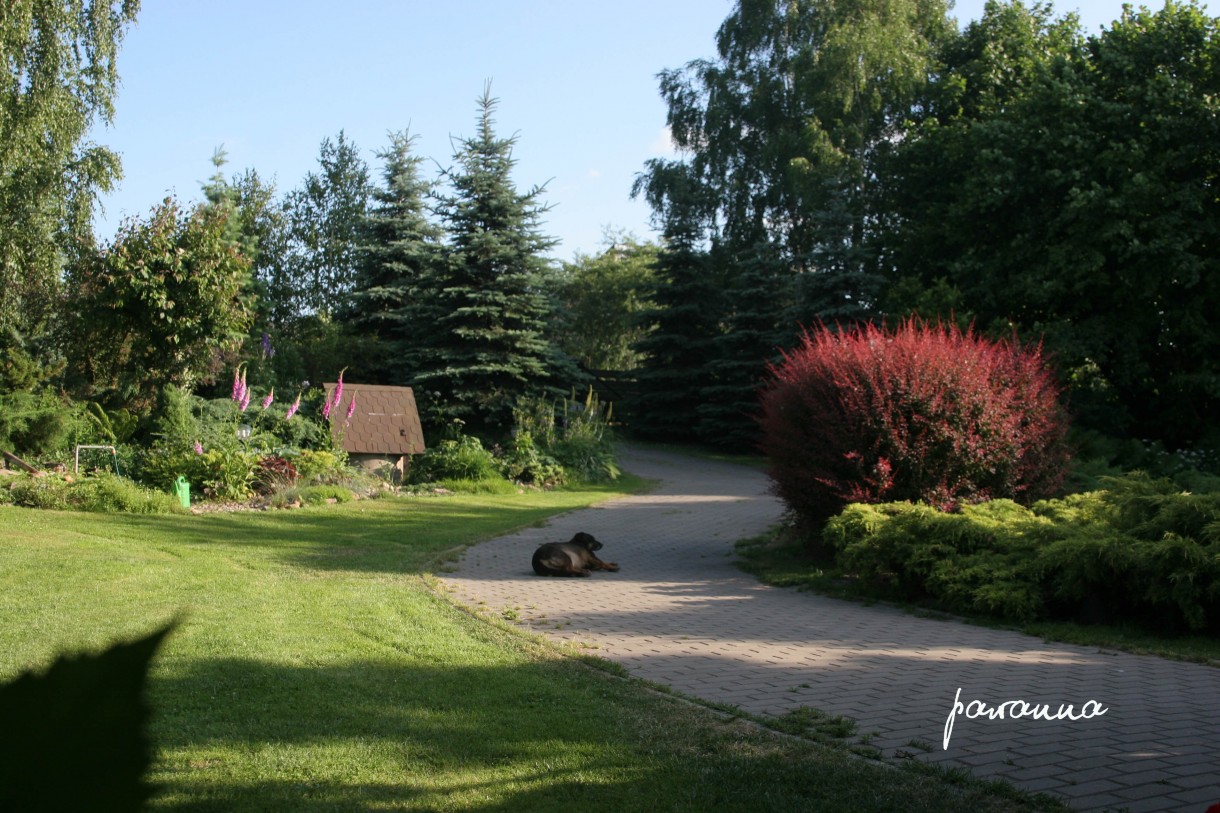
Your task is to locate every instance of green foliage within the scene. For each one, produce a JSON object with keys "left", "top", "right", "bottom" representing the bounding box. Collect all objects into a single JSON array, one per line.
[
  {"left": 640, "top": 0, "right": 949, "bottom": 280},
  {"left": 494, "top": 431, "right": 566, "bottom": 487},
  {"left": 513, "top": 389, "right": 619, "bottom": 483},
  {"left": 884, "top": 1, "right": 1220, "bottom": 447},
  {"left": 297, "top": 484, "right": 356, "bottom": 505},
  {"left": 3, "top": 476, "right": 77, "bottom": 510},
  {"left": 137, "top": 442, "right": 203, "bottom": 493},
  {"left": 828, "top": 499, "right": 1049, "bottom": 620},
  {"left": 0, "top": 623, "right": 171, "bottom": 813},
  {"left": 0, "top": 326, "right": 63, "bottom": 393},
  {"left": 82, "top": 474, "right": 181, "bottom": 513},
  {"left": 772, "top": 707, "right": 858, "bottom": 743},
  {"left": 624, "top": 184, "right": 721, "bottom": 443},
  {"left": 629, "top": 0, "right": 954, "bottom": 446},
  {"left": 198, "top": 447, "right": 261, "bottom": 501},
  {"left": 409, "top": 435, "right": 501, "bottom": 484},
  {"left": 344, "top": 130, "right": 445, "bottom": 385},
  {"left": 279, "top": 131, "right": 371, "bottom": 319},
  {"left": 85, "top": 402, "right": 140, "bottom": 445},
  {"left": 824, "top": 472, "right": 1220, "bottom": 633},
  {"left": 64, "top": 197, "right": 254, "bottom": 411},
  {"left": 133, "top": 380, "right": 341, "bottom": 497},
  {"left": 549, "top": 236, "right": 659, "bottom": 371},
  {"left": 3, "top": 473, "right": 179, "bottom": 514},
  {"left": 290, "top": 449, "right": 347, "bottom": 483},
  {"left": 410, "top": 87, "right": 563, "bottom": 438},
  {"left": 423, "top": 477, "right": 520, "bottom": 495},
  {"left": 0, "top": 0, "right": 140, "bottom": 341},
  {"left": 0, "top": 391, "right": 87, "bottom": 456}
]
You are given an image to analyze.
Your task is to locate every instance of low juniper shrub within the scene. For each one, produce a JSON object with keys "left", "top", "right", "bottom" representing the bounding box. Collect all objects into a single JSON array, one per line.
[{"left": 825, "top": 472, "right": 1220, "bottom": 633}]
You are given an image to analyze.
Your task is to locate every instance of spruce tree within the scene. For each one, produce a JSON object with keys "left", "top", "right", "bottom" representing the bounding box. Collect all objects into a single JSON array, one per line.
[
  {"left": 347, "top": 131, "right": 444, "bottom": 384},
  {"left": 629, "top": 163, "right": 721, "bottom": 442},
  {"left": 697, "top": 241, "right": 791, "bottom": 449},
  {"left": 414, "top": 87, "right": 559, "bottom": 438}
]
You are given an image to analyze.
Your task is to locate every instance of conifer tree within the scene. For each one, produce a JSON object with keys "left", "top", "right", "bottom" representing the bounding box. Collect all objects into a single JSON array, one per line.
[
  {"left": 347, "top": 131, "right": 443, "bottom": 384},
  {"left": 631, "top": 0, "right": 951, "bottom": 443},
  {"left": 414, "top": 87, "right": 559, "bottom": 438},
  {"left": 697, "top": 241, "right": 792, "bottom": 448},
  {"left": 629, "top": 163, "right": 721, "bottom": 442}
]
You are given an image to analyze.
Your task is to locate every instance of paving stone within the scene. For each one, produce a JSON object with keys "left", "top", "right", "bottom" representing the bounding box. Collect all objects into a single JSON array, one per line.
[
  {"left": 1118, "top": 796, "right": 1188, "bottom": 813},
  {"left": 439, "top": 445, "right": 1220, "bottom": 813}
]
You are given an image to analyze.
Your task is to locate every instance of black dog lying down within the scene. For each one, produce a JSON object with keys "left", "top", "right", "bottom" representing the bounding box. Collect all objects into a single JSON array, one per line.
[{"left": 532, "top": 532, "right": 619, "bottom": 577}]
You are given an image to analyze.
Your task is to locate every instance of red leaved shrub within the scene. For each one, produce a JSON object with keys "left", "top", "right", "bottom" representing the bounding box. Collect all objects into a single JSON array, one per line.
[
  {"left": 758, "top": 318, "right": 1070, "bottom": 543},
  {"left": 254, "top": 455, "right": 298, "bottom": 495}
]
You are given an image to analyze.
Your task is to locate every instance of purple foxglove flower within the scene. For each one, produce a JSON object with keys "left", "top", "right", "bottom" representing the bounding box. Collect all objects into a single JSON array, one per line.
[
  {"left": 239, "top": 389, "right": 251, "bottom": 412},
  {"left": 261, "top": 332, "right": 275, "bottom": 359},
  {"left": 333, "top": 368, "right": 345, "bottom": 408},
  {"left": 194, "top": 440, "right": 203, "bottom": 455},
  {"left": 231, "top": 367, "right": 244, "bottom": 401},
  {"left": 345, "top": 393, "right": 357, "bottom": 426},
  {"left": 285, "top": 393, "right": 301, "bottom": 420},
  {"left": 323, "top": 368, "right": 346, "bottom": 421},
  {"left": 262, "top": 388, "right": 274, "bottom": 410}
]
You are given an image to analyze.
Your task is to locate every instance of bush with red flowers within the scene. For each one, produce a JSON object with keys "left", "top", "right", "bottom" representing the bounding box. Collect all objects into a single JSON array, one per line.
[{"left": 758, "top": 318, "right": 1070, "bottom": 551}]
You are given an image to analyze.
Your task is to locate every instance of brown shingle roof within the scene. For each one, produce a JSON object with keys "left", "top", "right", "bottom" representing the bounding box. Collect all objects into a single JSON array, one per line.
[{"left": 321, "top": 383, "right": 426, "bottom": 455}]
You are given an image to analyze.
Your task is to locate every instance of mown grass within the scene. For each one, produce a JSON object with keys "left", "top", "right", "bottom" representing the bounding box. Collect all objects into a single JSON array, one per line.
[
  {"left": 1, "top": 483, "right": 1063, "bottom": 812},
  {"left": 735, "top": 526, "right": 1220, "bottom": 667}
]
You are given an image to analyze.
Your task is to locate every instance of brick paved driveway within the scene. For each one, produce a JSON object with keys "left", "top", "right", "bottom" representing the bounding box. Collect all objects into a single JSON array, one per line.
[{"left": 438, "top": 445, "right": 1220, "bottom": 813}]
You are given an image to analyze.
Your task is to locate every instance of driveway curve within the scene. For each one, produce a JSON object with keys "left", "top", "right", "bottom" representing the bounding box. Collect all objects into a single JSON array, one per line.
[{"left": 438, "top": 445, "right": 1220, "bottom": 813}]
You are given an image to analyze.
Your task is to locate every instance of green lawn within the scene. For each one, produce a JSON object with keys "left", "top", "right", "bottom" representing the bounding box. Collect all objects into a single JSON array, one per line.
[{"left": 1, "top": 486, "right": 1064, "bottom": 812}]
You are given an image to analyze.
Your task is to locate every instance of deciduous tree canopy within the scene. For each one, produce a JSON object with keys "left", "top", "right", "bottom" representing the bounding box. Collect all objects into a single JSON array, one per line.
[{"left": 0, "top": 0, "right": 139, "bottom": 354}]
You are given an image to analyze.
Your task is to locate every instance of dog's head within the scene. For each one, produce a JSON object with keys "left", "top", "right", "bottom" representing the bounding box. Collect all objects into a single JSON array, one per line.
[{"left": 571, "top": 532, "right": 602, "bottom": 551}]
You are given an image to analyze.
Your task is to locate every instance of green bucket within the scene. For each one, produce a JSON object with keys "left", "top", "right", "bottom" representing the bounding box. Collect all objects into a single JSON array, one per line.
[{"left": 173, "top": 476, "right": 191, "bottom": 509}]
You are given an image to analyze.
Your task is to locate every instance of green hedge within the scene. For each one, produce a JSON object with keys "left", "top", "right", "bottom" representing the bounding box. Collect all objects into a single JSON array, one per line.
[{"left": 824, "top": 472, "right": 1220, "bottom": 633}]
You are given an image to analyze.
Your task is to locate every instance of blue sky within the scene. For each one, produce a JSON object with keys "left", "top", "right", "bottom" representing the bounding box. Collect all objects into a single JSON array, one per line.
[{"left": 93, "top": 0, "right": 1181, "bottom": 261}]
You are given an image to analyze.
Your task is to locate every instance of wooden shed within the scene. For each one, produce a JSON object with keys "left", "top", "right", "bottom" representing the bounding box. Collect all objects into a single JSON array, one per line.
[{"left": 321, "top": 383, "right": 426, "bottom": 481}]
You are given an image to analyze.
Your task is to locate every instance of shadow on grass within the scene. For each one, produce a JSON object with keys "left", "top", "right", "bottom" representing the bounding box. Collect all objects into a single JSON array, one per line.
[
  {"left": 147, "top": 656, "right": 1046, "bottom": 813},
  {"left": 110, "top": 498, "right": 572, "bottom": 575}
]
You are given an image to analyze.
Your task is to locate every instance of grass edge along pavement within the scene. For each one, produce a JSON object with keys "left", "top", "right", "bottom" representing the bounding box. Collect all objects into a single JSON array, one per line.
[{"left": 1, "top": 488, "right": 1059, "bottom": 811}]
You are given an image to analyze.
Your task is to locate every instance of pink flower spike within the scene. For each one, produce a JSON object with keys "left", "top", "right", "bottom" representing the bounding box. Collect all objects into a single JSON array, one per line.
[
  {"left": 335, "top": 368, "right": 345, "bottom": 403},
  {"left": 345, "top": 393, "right": 358, "bottom": 426},
  {"left": 285, "top": 394, "right": 301, "bottom": 420},
  {"left": 262, "top": 388, "right": 274, "bottom": 410},
  {"left": 239, "top": 389, "right": 251, "bottom": 412},
  {"left": 231, "top": 367, "right": 243, "bottom": 401},
  {"left": 193, "top": 440, "right": 203, "bottom": 455},
  {"left": 324, "top": 369, "right": 347, "bottom": 421}
]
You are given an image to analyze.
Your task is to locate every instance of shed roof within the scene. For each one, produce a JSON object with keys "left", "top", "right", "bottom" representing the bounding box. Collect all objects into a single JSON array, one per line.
[{"left": 321, "top": 383, "right": 426, "bottom": 455}]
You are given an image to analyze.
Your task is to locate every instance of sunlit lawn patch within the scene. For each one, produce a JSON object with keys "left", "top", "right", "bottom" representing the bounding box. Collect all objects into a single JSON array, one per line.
[{"left": 2, "top": 486, "right": 1062, "bottom": 812}]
